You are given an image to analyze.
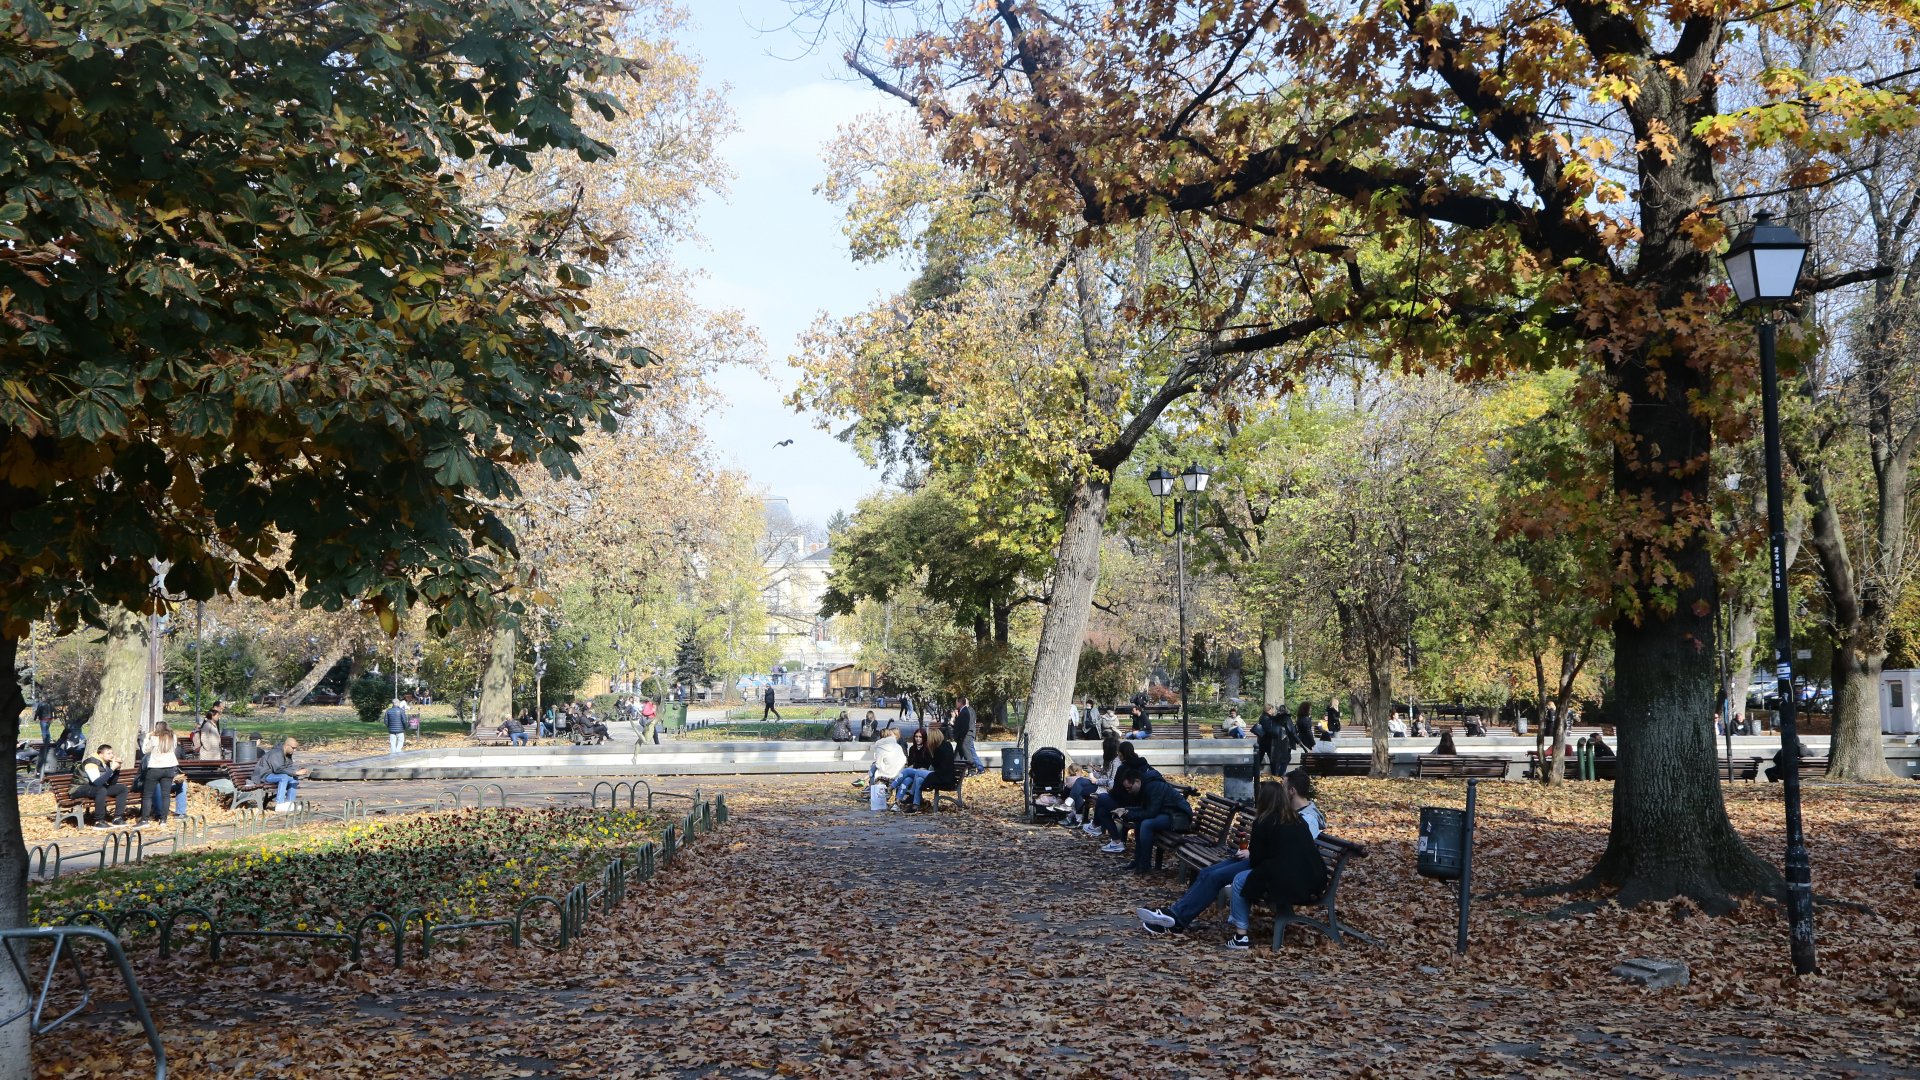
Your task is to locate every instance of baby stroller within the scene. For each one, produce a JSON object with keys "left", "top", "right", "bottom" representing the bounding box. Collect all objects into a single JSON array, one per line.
[{"left": 1027, "top": 747, "right": 1072, "bottom": 823}]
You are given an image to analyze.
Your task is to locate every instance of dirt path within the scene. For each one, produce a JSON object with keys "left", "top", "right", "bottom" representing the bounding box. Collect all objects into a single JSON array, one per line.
[{"left": 28, "top": 776, "right": 1920, "bottom": 1078}]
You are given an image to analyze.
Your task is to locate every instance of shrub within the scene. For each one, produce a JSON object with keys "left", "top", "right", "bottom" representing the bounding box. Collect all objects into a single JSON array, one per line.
[{"left": 349, "top": 671, "right": 396, "bottom": 724}]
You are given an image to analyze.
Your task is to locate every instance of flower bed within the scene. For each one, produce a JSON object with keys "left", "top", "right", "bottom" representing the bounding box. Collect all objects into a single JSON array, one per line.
[{"left": 31, "top": 807, "right": 662, "bottom": 935}]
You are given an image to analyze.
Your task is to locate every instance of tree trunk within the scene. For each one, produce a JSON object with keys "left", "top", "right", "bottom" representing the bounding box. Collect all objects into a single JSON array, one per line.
[
  {"left": 1829, "top": 643, "right": 1894, "bottom": 780},
  {"left": 477, "top": 623, "right": 516, "bottom": 729},
  {"left": 279, "top": 642, "right": 347, "bottom": 713},
  {"left": 1021, "top": 476, "right": 1112, "bottom": 754},
  {"left": 1222, "top": 647, "right": 1243, "bottom": 703},
  {"left": 87, "top": 607, "right": 147, "bottom": 761},
  {"left": 0, "top": 635, "right": 31, "bottom": 1077},
  {"left": 1364, "top": 640, "right": 1392, "bottom": 777},
  {"left": 1532, "top": 650, "right": 1557, "bottom": 786},
  {"left": 1261, "top": 635, "right": 1285, "bottom": 709},
  {"left": 1725, "top": 601, "right": 1759, "bottom": 724}
]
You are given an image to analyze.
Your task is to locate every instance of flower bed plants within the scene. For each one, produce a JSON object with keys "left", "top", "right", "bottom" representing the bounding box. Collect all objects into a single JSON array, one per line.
[{"left": 31, "top": 807, "right": 662, "bottom": 937}]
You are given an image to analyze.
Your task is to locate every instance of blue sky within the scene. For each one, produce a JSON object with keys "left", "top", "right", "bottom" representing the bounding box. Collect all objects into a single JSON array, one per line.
[{"left": 674, "top": 1, "right": 911, "bottom": 526}]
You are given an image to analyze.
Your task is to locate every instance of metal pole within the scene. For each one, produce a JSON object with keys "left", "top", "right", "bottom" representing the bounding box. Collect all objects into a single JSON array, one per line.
[
  {"left": 194, "top": 600, "right": 204, "bottom": 709},
  {"left": 393, "top": 632, "right": 401, "bottom": 704},
  {"left": 1176, "top": 499, "right": 1190, "bottom": 771},
  {"left": 1457, "top": 778, "right": 1477, "bottom": 954},
  {"left": 1758, "top": 318, "right": 1818, "bottom": 974}
]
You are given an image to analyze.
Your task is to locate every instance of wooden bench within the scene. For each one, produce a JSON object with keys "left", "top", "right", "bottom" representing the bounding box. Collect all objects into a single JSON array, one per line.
[
  {"left": 1301, "top": 752, "right": 1373, "bottom": 777},
  {"left": 1759, "top": 756, "right": 1828, "bottom": 781},
  {"left": 1415, "top": 755, "right": 1510, "bottom": 779},
  {"left": 925, "top": 771, "right": 965, "bottom": 810},
  {"left": 1718, "top": 757, "right": 1761, "bottom": 781},
  {"left": 220, "top": 761, "right": 278, "bottom": 811},
  {"left": 1153, "top": 794, "right": 1243, "bottom": 873},
  {"left": 46, "top": 770, "right": 142, "bottom": 828},
  {"left": 1260, "top": 834, "right": 1379, "bottom": 949}
]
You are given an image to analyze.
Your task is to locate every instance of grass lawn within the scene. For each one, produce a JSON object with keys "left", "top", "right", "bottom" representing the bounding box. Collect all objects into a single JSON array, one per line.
[
  {"left": 681, "top": 721, "right": 831, "bottom": 741},
  {"left": 210, "top": 703, "right": 471, "bottom": 748},
  {"left": 720, "top": 705, "right": 850, "bottom": 720}
]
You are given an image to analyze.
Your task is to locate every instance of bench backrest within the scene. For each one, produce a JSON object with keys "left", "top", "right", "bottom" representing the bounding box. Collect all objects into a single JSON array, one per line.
[{"left": 1189, "top": 794, "right": 1238, "bottom": 840}]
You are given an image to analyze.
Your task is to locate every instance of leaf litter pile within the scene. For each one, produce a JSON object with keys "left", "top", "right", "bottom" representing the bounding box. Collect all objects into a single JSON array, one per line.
[{"left": 27, "top": 773, "right": 1920, "bottom": 1078}]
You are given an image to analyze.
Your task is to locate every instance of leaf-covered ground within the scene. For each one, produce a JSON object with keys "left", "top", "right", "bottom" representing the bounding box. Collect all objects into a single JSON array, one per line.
[{"left": 27, "top": 773, "right": 1920, "bottom": 1078}]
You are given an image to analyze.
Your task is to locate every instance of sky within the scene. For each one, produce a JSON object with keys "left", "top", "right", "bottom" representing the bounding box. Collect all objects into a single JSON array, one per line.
[{"left": 672, "top": 1, "right": 912, "bottom": 527}]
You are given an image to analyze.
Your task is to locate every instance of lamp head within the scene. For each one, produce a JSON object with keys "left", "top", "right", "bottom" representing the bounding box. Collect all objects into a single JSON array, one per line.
[
  {"left": 1180, "top": 463, "right": 1211, "bottom": 494},
  {"left": 1721, "top": 210, "right": 1808, "bottom": 305},
  {"left": 1146, "top": 466, "right": 1176, "bottom": 499}
]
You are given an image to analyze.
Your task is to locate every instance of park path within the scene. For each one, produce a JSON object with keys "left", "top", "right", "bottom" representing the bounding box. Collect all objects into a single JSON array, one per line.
[{"left": 29, "top": 775, "right": 1920, "bottom": 1079}]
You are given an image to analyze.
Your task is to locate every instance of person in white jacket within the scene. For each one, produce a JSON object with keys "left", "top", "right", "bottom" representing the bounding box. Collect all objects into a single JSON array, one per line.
[{"left": 866, "top": 727, "right": 907, "bottom": 805}]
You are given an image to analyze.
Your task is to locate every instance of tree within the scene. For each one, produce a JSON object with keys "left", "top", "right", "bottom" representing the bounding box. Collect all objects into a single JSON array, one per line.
[
  {"left": 0, "top": 2, "right": 650, "bottom": 1072},
  {"left": 827, "top": 0, "right": 1920, "bottom": 910},
  {"left": 672, "top": 625, "right": 711, "bottom": 693}
]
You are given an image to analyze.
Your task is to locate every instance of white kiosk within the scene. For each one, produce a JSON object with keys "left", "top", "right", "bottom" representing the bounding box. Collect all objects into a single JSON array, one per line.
[{"left": 1878, "top": 670, "right": 1920, "bottom": 735}]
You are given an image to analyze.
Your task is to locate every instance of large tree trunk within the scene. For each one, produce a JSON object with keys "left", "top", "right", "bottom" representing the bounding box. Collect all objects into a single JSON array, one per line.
[
  {"left": 1724, "top": 601, "right": 1759, "bottom": 723},
  {"left": 477, "top": 623, "right": 516, "bottom": 729},
  {"left": 279, "top": 642, "right": 348, "bottom": 714},
  {"left": 1261, "top": 635, "right": 1285, "bottom": 710},
  {"left": 1829, "top": 644, "right": 1893, "bottom": 780},
  {"left": 87, "top": 606, "right": 148, "bottom": 761},
  {"left": 1021, "top": 477, "right": 1112, "bottom": 754},
  {"left": 0, "top": 635, "right": 33, "bottom": 1079},
  {"left": 1363, "top": 640, "right": 1392, "bottom": 777}
]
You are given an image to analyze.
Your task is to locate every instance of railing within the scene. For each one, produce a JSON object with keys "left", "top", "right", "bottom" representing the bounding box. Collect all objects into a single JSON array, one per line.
[{"left": 0, "top": 926, "right": 166, "bottom": 1079}]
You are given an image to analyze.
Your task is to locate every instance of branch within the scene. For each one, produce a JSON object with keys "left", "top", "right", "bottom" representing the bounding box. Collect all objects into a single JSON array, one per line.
[{"left": 1805, "top": 264, "right": 1893, "bottom": 294}]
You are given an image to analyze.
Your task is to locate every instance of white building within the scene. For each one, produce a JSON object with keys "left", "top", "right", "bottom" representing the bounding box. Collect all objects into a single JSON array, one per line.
[{"left": 759, "top": 498, "right": 858, "bottom": 697}]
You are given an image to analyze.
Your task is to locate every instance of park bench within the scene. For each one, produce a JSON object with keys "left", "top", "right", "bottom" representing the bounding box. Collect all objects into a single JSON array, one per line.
[
  {"left": 1415, "top": 755, "right": 1509, "bottom": 779},
  {"left": 1718, "top": 757, "right": 1761, "bottom": 781},
  {"left": 469, "top": 719, "right": 520, "bottom": 747},
  {"left": 45, "top": 770, "right": 143, "bottom": 828},
  {"left": 218, "top": 761, "right": 276, "bottom": 811},
  {"left": 1755, "top": 756, "right": 1828, "bottom": 781},
  {"left": 1260, "top": 833, "right": 1379, "bottom": 949},
  {"left": 1152, "top": 794, "right": 1243, "bottom": 873},
  {"left": 925, "top": 771, "right": 965, "bottom": 810},
  {"left": 1301, "top": 752, "right": 1373, "bottom": 777}
]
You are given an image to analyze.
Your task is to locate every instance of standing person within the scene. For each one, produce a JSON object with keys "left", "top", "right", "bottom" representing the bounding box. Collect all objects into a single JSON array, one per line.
[
  {"left": 640, "top": 697, "right": 660, "bottom": 744},
  {"left": 1224, "top": 770, "right": 1330, "bottom": 949},
  {"left": 1325, "top": 700, "right": 1342, "bottom": 737},
  {"left": 952, "top": 695, "right": 982, "bottom": 774},
  {"left": 899, "top": 692, "right": 915, "bottom": 725},
  {"left": 71, "top": 745, "right": 129, "bottom": 828},
  {"left": 192, "top": 707, "right": 225, "bottom": 760},
  {"left": 32, "top": 699, "right": 54, "bottom": 768},
  {"left": 762, "top": 684, "right": 780, "bottom": 722},
  {"left": 251, "top": 736, "right": 309, "bottom": 811},
  {"left": 383, "top": 698, "right": 409, "bottom": 755},
  {"left": 140, "top": 721, "right": 181, "bottom": 825},
  {"left": 1254, "top": 705, "right": 1296, "bottom": 777}
]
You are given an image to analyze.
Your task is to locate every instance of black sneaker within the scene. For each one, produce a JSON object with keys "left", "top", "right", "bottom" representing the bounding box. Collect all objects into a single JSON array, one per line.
[{"left": 1226, "top": 934, "right": 1252, "bottom": 950}]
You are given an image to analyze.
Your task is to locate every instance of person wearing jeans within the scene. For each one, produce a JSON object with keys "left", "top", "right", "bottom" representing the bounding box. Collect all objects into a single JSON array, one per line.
[
  {"left": 251, "top": 736, "right": 309, "bottom": 810},
  {"left": 1102, "top": 769, "right": 1191, "bottom": 874},
  {"left": 889, "top": 728, "right": 933, "bottom": 810},
  {"left": 1224, "top": 771, "right": 1330, "bottom": 949},
  {"left": 384, "top": 699, "right": 409, "bottom": 754}
]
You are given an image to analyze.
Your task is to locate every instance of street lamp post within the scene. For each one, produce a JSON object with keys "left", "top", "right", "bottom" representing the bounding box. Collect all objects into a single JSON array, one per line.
[
  {"left": 1149, "top": 463, "right": 1211, "bottom": 770},
  {"left": 1720, "top": 209, "right": 1816, "bottom": 975}
]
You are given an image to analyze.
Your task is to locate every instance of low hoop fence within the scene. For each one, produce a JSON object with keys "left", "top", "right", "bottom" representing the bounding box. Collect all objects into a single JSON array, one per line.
[
  {"left": 1, "top": 925, "right": 167, "bottom": 1079},
  {"left": 591, "top": 780, "right": 700, "bottom": 811},
  {"left": 40, "top": 793, "right": 729, "bottom": 969}
]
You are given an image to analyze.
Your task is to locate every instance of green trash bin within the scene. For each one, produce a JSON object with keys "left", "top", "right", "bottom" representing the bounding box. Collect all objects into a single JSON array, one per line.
[{"left": 660, "top": 702, "right": 688, "bottom": 731}]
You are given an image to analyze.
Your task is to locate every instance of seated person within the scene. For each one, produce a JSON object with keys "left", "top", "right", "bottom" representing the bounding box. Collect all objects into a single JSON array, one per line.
[
  {"left": 1431, "top": 728, "right": 1459, "bottom": 755},
  {"left": 1066, "top": 735, "right": 1122, "bottom": 829},
  {"left": 1221, "top": 710, "right": 1250, "bottom": 739},
  {"left": 1125, "top": 704, "right": 1153, "bottom": 740},
  {"left": 1224, "top": 769, "right": 1329, "bottom": 949},
  {"left": 251, "top": 737, "right": 310, "bottom": 811},
  {"left": 1388, "top": 712, "right": 1409, "bottom": 738},
  {"left": 890, "top": 728, "right": 934, "bottom": 811},
  {"left": 859, "top": 710, "right": 879, "bottom": 742},
  {"left": 1463, "top": 716, "right": 1487, "bottom": 738},
  {"left": 1137, "top": 774, "right": 1325, "bottom": 935},
  {"left": 867, "top": 726, "right": 906, "bottom": 793},
  {"left": 499, "top": 715, "right": 530, "bottom": 746},
  {"left": 1103, "top": 767, "right": 1192, "bottom": 874},
  {"left": 829, "top": 711, "right": 855, "bottom": 742},
  {"left": 920, "top": 727, "right": 960, "bottom": 804},
  {"left": 71, "top": 745, "right": 130, "bottom": 828}
]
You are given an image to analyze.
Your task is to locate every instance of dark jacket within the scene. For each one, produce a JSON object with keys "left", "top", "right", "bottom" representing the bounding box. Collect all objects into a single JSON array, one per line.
[
  {"left": 76, "top": 756, "right": 120, "bottom": 789},
  {"left": 952, "top": 705, "right": 974, "bottom": 742},
  {"left": 764, "top": 687, "right": 776, "bottom": 707},
  {"left": 927, "top": 740, "right": 959, "bottom": 790},
  {"left": 1255, "top": 713, "right": 1295, "bottom": 768},
  {"left": 383, "top": 704, "right": 409, "bottom": 734},
  {"left": 1238, "top": 812, "right": 1328, "bottom": 908},
  {"left": 252, "top": 745, "right": 291, "bottom": 782},
  {"left": 1134, "top": 778, "right": 1193, "bottom": 830}
]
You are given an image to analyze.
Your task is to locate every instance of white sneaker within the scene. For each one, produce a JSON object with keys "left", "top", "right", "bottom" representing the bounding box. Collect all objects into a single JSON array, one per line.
[
  {"left": 274, "top": 801, "right": 294, "bottom": 814},
  {"left": 1100, "top": 841, "right": 1126, "bottom": 854},
  {"left": 1082, "top": 822, "right": 1102, "bottom": 837},
  {"left": 1136, "top": 907, "right": 1176, "bottom": 929}
]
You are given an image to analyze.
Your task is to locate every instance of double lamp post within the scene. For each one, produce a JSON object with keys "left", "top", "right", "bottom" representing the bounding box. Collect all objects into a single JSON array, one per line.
[{"left": 1147, "top": 463, "right": 1210, "bottom": 770}]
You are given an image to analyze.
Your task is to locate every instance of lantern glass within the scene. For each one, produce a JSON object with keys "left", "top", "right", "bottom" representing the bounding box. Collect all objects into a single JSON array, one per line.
[
  {"left": 1146, "top": 466, "right": 1175, "bottom": 499},
  {"left": 1181, "top": 463, "right": 1211, "bottom": 494}
]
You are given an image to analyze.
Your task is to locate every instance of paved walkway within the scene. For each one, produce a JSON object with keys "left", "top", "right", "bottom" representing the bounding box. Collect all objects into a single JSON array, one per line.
[{"left": 27, "top": 775, "right": 1920, "bottom": 1078}]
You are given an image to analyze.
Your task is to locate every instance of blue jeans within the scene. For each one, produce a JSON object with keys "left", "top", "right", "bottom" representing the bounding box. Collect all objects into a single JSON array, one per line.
[
  {"left": 259, "top": 772, "right": 298, "bottom": 805},
  {"left": 962, "top": 734, "right": 982, "bottom": 770},
  {"left": 892, "top": 768, "right": 931, "bottom": 806},
  {"left": 1096, "top": 792, "right": 1122, "bottom": 838},
  {"left": 1169, "top": 856, "right": 1249, "bottom": 928},
  {"left": 1132, "top": 814, "right": 1173, "bottom": 872},
  {"left": 509, "top": 731, "right": 528, "bottom": 746},
  {"left": 1229, "top": 868, "right": 1254, "bottom": 931},
  {"left": 1066, "top": 777, "right": 1096, "bottom": 816}
]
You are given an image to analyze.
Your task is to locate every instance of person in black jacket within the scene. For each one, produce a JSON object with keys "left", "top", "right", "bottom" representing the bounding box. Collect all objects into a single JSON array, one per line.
[
  {"left": 762, "top": 685, "right": 780, "bottom": 722},
  {"left": 1224, "top": 771, "right": 1328, "bottom": 949},
  {"left": 1254, "top": 705, "right": 1295, "bottom": 777},
  {"left": 1293, "top": 703, "right": 1315, "bottom": 750},
  {"left": 952, "top": 695, "right": 982, "bottom": 773},
  {"left": 921, "top": 726, "right": 960, "bottom": 804},
  {"left": 1103, "top": 769, "right": 1193, "bottom": 874}
]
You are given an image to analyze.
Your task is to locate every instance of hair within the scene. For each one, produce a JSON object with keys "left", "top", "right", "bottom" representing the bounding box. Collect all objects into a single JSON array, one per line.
[
  {"left": 95, "top": 743, "right": 113, "bottom": 753},
  {"left": 150, "top": 720, "right": 176, "bottom": 753},
  {"left": 865, "top": 710, "right": 875, "bottom": 720},
  {"left": 1115, "top": 741, "right": 1140, "bottom": 763},
  {"left": 1101, "top": 734, "right": 1121, "bottom": 767},
  {"left": 1259, "top": 778, "right": 1300, "bottom": 826},
  {"left": 909, "top": 727, "right": 927, "bottom": 747},
  {"left": 926, "top": 726, "right": 947, "bottom": 754},
  {"left": 1285, "top": 768, "right": 1317, "bottom": 803},
  {"left": 1295, "top": 702, "right": 1311, "bottom": 722}
]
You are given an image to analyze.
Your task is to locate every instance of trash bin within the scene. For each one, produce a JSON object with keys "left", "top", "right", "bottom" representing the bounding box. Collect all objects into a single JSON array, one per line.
[
  {"left": 1222, "top": 763, "right": 1259, "bottom": 803},
  {"left": 233, "top": 736, "right": 260, "bottom": 765},
  {"left": 660, "top": 702, "right": 688, "bottom": 731},
  {"left": 1000, "top": 746, "right": 1026, "bottom": 783},
  {"left": 1416, "top": 806, "right": 1466, "bottom": 880}
]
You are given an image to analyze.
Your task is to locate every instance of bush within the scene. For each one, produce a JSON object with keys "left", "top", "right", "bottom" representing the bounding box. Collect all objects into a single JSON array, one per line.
[
  {"left": 349, "top": 671, "right": 396, "bottom": 724},
  {"left": 165, "top": 634, "right": 264, "bottom": 708}
]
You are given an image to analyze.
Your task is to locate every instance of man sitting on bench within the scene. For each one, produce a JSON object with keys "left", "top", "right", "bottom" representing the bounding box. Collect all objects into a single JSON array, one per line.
[
  {"left": 1137, "top": 772, "right": 1325, "bottom": 935},
  {"left": 252, "top": 737, "right": 310, "bottom": 812},
  {"left": 72, "top": 745, "right": 130, "bottom": 828},
  {"left": 1105, "top": 766, "right": 1192, "bottom": 875}
]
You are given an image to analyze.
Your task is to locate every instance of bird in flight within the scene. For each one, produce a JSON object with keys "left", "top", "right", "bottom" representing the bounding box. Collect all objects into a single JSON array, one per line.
[{"left": 772, "top": 439, "right": 794, "bottom": 448}]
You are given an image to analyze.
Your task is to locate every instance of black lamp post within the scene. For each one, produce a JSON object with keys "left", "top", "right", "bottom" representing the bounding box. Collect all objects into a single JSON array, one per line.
[
  {"left": 1149, "top": 462, "right": 1211, "bottom": 770},
  {"left": 1720, "top": 209, "right": 1816, "bottom": 975}
]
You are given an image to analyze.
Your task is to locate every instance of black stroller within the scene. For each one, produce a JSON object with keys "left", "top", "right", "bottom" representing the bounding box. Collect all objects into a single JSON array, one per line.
[{"left": 1027, "top": 747, "right": 1072, "bottom": 823}]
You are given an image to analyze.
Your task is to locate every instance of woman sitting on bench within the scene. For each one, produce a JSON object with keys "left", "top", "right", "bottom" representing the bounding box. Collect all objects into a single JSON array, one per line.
[
  {"left": 1223, "top": 770, "right": 1328, "bottom": 950},
  {"left": 890, "top": 728, "right": 934, "bottom": 811},
  {"left": 1064, "top": 734, "right": 1122, "bottom": 828}
]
